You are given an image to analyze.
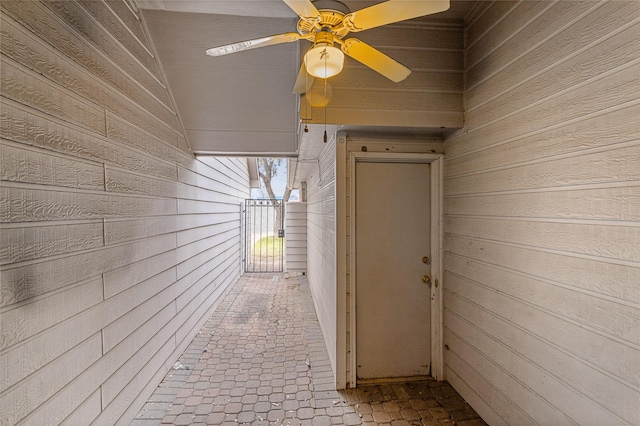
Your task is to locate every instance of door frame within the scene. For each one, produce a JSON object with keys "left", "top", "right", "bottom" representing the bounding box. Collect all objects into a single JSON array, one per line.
[{"left": 349, "top": 151, "right": 444, "bottom": 387}]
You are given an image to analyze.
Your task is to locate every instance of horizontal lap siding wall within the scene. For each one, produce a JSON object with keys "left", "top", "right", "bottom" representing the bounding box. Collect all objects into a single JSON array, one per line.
[
  {"left": 443, "top": 2, "right": 640, "bottom": 425},
  {"left": 285, "top": 202, "right": 307, "bottom": 273},
  {"left": 300, "top": 20, "right": 465, "bottom": 130},
  {"left": 0, "top": 1, "right": 249, "bottom": 424},
  {"left": 306, "top": 138, "right": 338, "bottom": 380}
]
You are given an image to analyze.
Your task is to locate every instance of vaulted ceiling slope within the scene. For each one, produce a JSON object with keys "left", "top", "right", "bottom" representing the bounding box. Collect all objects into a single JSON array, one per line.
[{"left": 136, "top": 1, "right": 474, "bottom": 156}]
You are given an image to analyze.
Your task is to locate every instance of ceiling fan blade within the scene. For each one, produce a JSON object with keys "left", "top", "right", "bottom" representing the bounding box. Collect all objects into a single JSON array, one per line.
[
  {"left": 343, "top": 0, "right": 450, "bottom": 32},
  {"left": 293, "top": 62, "right": 315, "bottom": 94},
  {"left": 282, "top": 0, "right": 321, "bottom": 19},
  {"left": 206, "top": 32, "right": 306, "bottom": 56},
  {"left": 342, "top": 38, "right": 411, "bottom": 82}
]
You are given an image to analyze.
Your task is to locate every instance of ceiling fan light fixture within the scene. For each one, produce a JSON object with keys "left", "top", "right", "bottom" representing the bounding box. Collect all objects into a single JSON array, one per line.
[{"left": 304, "top": 42, "right": 344, "bottom": 79}]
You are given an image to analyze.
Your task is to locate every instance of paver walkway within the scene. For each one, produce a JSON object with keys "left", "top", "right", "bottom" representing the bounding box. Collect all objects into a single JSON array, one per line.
[{"left": 132, "top": 273, "right": 485, "bottom": 426}]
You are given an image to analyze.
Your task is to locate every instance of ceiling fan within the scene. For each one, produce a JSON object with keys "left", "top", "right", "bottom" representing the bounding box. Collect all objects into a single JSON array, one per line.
[{"left": 205, "top": 0, "right": 450, "bottom": 94}]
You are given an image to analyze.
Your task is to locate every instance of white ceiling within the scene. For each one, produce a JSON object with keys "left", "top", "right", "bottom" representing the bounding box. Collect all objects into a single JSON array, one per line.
[{"left": 136, "top": 1, "right": 475, "bottom": 157}]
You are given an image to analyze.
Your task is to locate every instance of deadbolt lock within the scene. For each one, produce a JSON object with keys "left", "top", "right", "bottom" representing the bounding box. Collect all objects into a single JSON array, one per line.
[
  {"left": 422, "top": 275, "right": 431, "bottom": 284},
  {"left": 422, "top": 256, "right": 430, "bottom": 264}
]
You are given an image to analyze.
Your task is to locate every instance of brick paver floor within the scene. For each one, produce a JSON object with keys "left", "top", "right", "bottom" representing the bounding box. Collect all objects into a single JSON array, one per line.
[{"left": 132, "top": 273, "right": 486, "bottom": 426}]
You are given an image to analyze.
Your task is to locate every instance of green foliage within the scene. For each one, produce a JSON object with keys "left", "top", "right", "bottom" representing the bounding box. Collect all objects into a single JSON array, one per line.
[{"left": 252, "top": 236, "right": 284, "bottom": 256}]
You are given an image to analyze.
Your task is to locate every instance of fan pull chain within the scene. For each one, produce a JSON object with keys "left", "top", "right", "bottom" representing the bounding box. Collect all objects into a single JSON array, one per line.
[
  {"left": 323, "top": 52, "right": 328, "bottom": 143},
  {"left": 304, "top": 66, "right": 309, "bottom": 133}
]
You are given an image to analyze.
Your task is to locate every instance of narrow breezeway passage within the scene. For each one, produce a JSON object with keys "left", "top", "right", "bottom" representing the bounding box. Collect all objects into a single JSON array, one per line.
[{"left": 132, "top": 274, "right": 485, "bottom": 426}]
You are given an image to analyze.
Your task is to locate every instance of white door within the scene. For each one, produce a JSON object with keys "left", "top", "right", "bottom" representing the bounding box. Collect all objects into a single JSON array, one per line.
[{"left": 355, "top": 161, "right": 431, "bottom": 380}]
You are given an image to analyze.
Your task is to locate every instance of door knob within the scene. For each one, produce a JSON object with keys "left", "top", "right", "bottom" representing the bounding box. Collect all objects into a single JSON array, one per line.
[
  {"left": 422, "top": 275, "right": 431, "bottom": 284},
  {"left": 422, "top": 256, "right": 430, "bottom": 264}
]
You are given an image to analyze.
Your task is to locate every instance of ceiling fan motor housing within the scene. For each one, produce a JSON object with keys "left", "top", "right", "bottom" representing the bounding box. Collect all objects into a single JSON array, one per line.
[{"left": 296, "top": 0, "right": 351, "bottom": 35}]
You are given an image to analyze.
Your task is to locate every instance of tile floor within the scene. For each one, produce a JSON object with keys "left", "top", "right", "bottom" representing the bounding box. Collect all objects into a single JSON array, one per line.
[{"left": 132, "top": 273, "right": 485, "bottom": 426}]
